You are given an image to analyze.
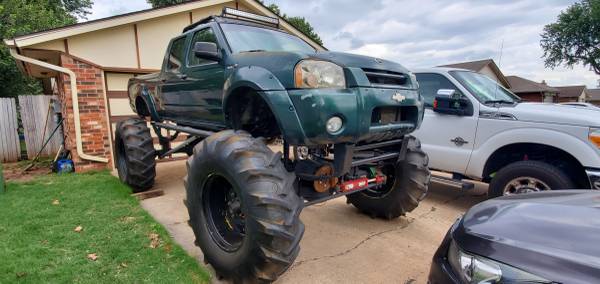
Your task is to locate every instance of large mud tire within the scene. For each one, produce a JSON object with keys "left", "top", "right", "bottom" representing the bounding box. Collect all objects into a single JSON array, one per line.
[
  {"left": 185, "top": 130, "right": 303, "bottom": 283},
  {"left": 114, "top": 118, "right": 156, "bottom": 193},
  {"left": 347, "top": 136, "right": 430, "bottom": 219}
]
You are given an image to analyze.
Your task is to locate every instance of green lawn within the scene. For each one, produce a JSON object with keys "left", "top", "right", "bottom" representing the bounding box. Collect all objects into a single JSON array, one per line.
[{"left": 0, "top": 171, "right": 210, "bottom": 283}]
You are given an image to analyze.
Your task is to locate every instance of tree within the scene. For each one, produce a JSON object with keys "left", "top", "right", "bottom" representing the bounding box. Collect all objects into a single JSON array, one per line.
[
  {"left": 148, "top": 0, "right": 323, "bottom": 46},
  {"left": 0, "top": 0, "right": 92, "bottom": 97},
  {"left": 258, "top": 1, "right": 323, "bottom": 46},
  {"left": 541, "top": 0, "right": 600, "bottom": 75},
  {"left": 146, "top": 0, "right": 187, "bottom": 8}
]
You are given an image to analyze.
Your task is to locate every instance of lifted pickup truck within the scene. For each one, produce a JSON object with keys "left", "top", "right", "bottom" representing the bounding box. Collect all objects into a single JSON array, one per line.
[
  {"left": 116, "top": 8, "right": 430, "bottom": 282},
  {"left": 413, "top": 67, "right": 600, "bottom": 197}
]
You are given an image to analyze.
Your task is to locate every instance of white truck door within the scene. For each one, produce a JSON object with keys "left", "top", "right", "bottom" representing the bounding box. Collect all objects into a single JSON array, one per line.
[{"left": 413, "top": 73, "right": 478, "bottom": 174}]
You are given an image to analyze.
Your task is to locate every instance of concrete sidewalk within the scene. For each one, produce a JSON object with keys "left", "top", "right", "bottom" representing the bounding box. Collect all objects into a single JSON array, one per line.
[{"left": 141, "top": 160, "right": 487, "bottom": 283}]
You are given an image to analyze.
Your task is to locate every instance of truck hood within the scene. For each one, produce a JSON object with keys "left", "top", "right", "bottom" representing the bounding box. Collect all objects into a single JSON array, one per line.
[
  {"left": 229, "top": 50, "right": 411, "bottom": 88},
  {"left": 455, "top": 191, "right": 600, "bottom": 283},
  {"left": 499, "top": 102, "right": 600, "bottom": 127}
]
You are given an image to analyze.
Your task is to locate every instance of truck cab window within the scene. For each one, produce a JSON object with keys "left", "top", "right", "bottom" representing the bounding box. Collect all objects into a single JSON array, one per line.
[
  {"left": 415, "top": 73, "right": 462, "bottom": 107},
  {"left": 167, "top": 37, "right": 186, "bottom": 72},
  {"left": 188, "top": 28, "right": 218, "bottom": 66}
]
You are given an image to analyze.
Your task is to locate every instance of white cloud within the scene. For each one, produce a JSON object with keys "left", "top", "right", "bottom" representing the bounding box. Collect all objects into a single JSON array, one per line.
[
  {"left": 270, "top": 0, "right": 599, "bottom": 88},
  {"left": 85, "top": 0, "right": 599, "bottom": 88},
  {"left": 87, "top": 0, "right": 150, "bottom": 21}
]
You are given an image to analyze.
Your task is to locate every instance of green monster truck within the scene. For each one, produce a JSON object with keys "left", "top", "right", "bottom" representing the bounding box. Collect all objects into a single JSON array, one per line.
[{"left": 116, "top": 8, "right": 430, "bottom": 283}]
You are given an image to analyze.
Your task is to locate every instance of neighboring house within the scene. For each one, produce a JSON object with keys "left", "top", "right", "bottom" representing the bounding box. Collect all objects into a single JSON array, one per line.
[
  {"left": 438, "top": 59, "right": 511, "bottom": 89},
  {"left": 588, "top": 89, "right": 600, "bottom": 106},
  {"left": 3, "top": 0, "right": 324, "bottom": 172},
  {"left": 555, "top": 85, "right": 587, "bottom": 103},
  {"left": 506, "top": 76, "right": 559, "bottom": 103}
]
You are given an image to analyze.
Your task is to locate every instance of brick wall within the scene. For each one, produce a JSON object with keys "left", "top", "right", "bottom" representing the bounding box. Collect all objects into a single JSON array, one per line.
[
  {"left": 515, "top": 92, "right": 543, "bottom": 102},
  {"left": 59, "top": 54, "right": 112, "bottom": 172}
]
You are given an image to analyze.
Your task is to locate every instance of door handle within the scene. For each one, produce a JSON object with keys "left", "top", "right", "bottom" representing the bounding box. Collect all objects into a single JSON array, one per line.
[
  {"left": 451, "top": 137, "right": 469, "bottom": 147},
  {"left": 177, "top": 74, "right": 188, "bottom": 80}
]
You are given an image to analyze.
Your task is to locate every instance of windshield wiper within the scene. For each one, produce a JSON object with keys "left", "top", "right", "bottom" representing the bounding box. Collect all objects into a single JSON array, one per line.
[
  {"left": 241, "top": 49, "right": 267, "bottom": 53},
  {"left": 484, "top": 99, "right": 516, "bottom": 105}
]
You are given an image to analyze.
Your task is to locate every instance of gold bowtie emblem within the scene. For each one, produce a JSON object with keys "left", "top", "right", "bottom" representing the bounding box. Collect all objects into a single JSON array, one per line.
[{"left": 392, "top": 92, "right": 406, "bottom": 103}]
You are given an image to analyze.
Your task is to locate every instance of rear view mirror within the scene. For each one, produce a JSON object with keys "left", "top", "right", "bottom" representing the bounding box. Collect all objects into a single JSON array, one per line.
[
  {"left": 193, "top": 42, "right": 221, "bottom": 62},
  {"left": 433, "top": 89, "right": 473, "bottom": 116}
]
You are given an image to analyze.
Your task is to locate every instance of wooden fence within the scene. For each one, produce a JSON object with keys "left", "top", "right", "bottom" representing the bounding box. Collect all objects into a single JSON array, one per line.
[
  {"left": 0, "top": 98, "right": 20, "bottom": 162},
  {"left": 18, "top": 95, "right": 62, "bottom": 160}
]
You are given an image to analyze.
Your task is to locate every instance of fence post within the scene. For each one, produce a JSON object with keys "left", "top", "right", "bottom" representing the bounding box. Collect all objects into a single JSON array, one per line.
[{"left": 0, "top": 162, "right": 4, "bottom": 194}]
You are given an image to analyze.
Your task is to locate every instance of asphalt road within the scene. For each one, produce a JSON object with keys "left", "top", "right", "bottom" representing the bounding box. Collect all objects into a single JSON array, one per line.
[{"left": 141, "top": 160, "right": 488, "bottom": 283}]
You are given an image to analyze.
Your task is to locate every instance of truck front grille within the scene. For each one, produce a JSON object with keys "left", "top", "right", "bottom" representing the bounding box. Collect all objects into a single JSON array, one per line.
[
  {"left": 371, "top": 106, "right": 418, "bottom": 126},
  {"left": 362, "top": 68, "right": 409, "bottom": 88}
]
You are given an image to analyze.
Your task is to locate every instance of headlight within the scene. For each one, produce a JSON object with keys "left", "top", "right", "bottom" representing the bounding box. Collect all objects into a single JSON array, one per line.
[
  {"left": 294, "top": 60, "right": 346, "bottom": 89},
  {"left": 448, "top": 241, "right": 551, "bottom": 284},
  {"left": 589, "top": 128, "right": 600, "bottom": 148},
  {"left": 326, "top": 116, "right": 343, "bottom": 134}
]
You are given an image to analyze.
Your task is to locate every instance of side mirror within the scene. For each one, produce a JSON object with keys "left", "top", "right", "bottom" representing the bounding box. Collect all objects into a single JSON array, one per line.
[
  {"left": 433, "top": 89, "right": 473, "bottom": 116},
  {"left": 193, "top": 42, "right": 221, "bottom": 62}
]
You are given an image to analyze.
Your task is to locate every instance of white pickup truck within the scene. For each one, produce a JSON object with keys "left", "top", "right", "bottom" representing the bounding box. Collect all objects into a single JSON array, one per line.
[{"left": 412, "top": 67, "right": 600, "bottom": 197}]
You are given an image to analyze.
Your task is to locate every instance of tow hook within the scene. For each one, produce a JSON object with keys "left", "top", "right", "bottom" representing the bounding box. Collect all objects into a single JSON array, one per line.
[{"left": 340, "top": 175, "right": 387, "bottom": 193}]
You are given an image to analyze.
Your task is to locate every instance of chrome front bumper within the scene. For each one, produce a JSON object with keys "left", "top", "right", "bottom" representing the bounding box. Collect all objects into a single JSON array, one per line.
[{"left": 585, "top": 169, "right": 600, "bottom": 189}]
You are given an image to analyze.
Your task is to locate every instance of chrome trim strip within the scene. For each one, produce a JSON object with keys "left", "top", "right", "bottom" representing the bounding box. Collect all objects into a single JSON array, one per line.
[{"left": 585, "top": 169, "right": 600, "bottom": 190}]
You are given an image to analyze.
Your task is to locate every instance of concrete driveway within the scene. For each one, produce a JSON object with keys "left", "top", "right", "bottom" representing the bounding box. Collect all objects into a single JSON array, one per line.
[{"left": 141, "top": 160, "right": 487, "bottom": 283}]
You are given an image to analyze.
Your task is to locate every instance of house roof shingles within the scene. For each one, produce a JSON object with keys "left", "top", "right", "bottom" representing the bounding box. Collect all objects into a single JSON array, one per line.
[
  {"left": 588, "top": 89, "right": 600, "bottom": 101},
  {"left": 555, "top": 85, "right": 586, "bottom": 98},
  {"left": 439, "top": 59, "right": 494, "bottom": 71},
  {"left": 506, "top": 75, "right": 559, "bottom": 94}
]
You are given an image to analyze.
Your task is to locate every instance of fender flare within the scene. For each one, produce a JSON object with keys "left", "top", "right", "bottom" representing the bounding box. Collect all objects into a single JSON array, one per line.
[
  {"left": 223, "top": 65, "right": 286, "bottom": 110},
  {"left": 221, "top": 66, "right": 302, "bottom": 139},
  {"left": 138, "top": 85, "right": 161, "bottom": 121},
  {"left": 466, "top": 128, "right": 600, "bottom": 178}
]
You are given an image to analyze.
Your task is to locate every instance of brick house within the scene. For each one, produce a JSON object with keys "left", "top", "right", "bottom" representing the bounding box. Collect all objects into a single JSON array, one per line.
[
  {"left": 587, "top": 89, "right": 600, "bottom": 106},
  {"left": 505, "top": 76, "right": 559, "bottom": 103},
  {"left": 554, "top": 85, "right": 587, "bottom": 103},
  {"left": 4, "top": 0, "right": 323, "bottom": 172}
]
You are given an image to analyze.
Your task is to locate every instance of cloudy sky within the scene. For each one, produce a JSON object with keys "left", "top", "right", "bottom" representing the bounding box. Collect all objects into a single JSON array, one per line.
[{"left": 88, "top": 0, "right": 599, "bottom": 88}]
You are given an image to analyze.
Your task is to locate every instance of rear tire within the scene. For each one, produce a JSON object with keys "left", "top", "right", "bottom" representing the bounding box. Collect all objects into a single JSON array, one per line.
[
  {"left": 488, "top": 160, "right": 575, "bottom": 198},
  {"left": 185, "top": 130, "right": 303, "bottom": 283},
  {"left": 114, "top": 118, "right": 156, "bottom": 193},
  {"left": 347, "top": 136, "right": 430, "bottom": 219}
]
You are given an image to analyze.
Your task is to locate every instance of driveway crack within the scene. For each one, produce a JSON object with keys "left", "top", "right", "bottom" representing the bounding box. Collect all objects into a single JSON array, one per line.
[
  {"left": 289, "top": 218, "right": 415, "bottom": 270},
  {"left": 290, "top": 193, "right": 472, "bottom": 270}
]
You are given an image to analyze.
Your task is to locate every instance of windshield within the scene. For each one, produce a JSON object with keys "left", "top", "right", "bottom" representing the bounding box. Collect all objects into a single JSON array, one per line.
[
  {"left": 220, "top": 23, "right": 316, "bottom": 54},
  {"left": 450, "top": 71, "right": 520, "bottom": 104}
]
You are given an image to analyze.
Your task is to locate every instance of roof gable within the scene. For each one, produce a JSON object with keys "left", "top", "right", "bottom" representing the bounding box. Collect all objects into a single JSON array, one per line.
[
  {"left": 4, "top": 0, "right": 324, "bottom": 50},
  {"left": 439, "top": 59, "right": 511, "bottom": 88}
]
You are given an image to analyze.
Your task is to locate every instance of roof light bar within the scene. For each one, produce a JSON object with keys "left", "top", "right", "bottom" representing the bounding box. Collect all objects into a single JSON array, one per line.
[{"left": 222, "top": 7, "right": 279, "bottom": 26}]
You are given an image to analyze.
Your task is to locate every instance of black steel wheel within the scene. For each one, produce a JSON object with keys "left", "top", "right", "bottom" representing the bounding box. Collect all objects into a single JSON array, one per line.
[
  {"left": 185, "top": 130, "right": 303, "bottom": 283},
  {"left": 114, "top": 118, "right": 156, "bottom": 192},
  {"left": 203, "top": 174, "right": 246, "bottom": 252},
  {"left": 347, "top": 136, "right": 430, "bottom": 219}
]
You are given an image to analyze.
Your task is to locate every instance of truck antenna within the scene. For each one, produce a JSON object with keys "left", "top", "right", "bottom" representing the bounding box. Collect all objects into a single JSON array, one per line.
[{"left": 494, "top": 39, "right": 504, "bottom": 100}]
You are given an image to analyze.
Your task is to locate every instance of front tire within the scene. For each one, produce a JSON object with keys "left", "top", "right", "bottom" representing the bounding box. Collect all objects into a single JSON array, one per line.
[
  {"left": 114, "top": 118, "right": 156, "bottom": 193},
  {"left": 185, "top": 130, "right": 303, "bottom": 283},
  {"left": 488, "top": 160, "right": 575, "bottom": 198},
  {"left": 347, "top": 136, "right": 431, "bottom": 219}
]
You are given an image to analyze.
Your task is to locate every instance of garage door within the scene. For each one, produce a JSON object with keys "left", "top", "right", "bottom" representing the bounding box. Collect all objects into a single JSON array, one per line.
[{"left": 105, "top": 72, "right": 188, "bottom": 162}]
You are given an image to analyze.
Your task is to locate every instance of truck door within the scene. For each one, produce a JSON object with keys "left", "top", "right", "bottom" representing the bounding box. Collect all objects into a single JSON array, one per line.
[
  {"left": 412, "top": 73, "right": 478, "bottom": 174},
  {"left": 182, "top": 27, "right": 226, "bottom": 127},
  {"left": 160, "top": 35, "right": 195, "bottom": 121}
]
